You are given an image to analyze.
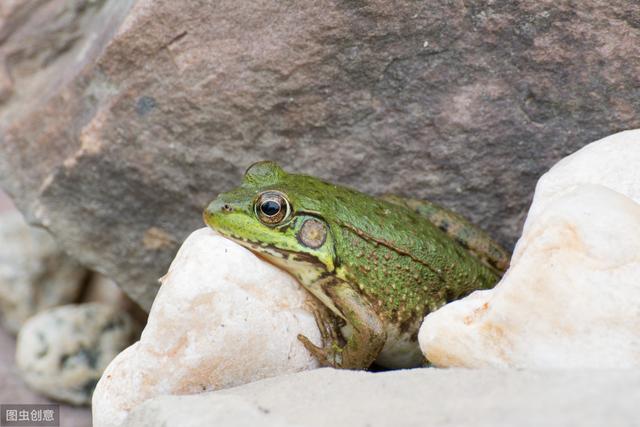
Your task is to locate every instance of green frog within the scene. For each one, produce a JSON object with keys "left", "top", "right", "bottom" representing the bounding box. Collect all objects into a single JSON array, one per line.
[{"left": 204, "top": 161, "right": 509, "bottom": 369}]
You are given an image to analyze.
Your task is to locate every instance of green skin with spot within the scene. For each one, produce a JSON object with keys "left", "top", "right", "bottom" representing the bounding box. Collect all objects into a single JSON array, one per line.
[{"left": 204, "top": 161, "right": 508, "bottom": 369}]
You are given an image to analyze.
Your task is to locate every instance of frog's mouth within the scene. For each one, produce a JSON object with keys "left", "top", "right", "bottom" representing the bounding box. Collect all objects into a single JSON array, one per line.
[{"left": 215, "top": 229, "right": 325, "bottom": 274}]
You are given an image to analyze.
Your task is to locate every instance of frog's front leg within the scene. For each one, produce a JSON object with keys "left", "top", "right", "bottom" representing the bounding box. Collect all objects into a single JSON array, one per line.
[{"left": 298, "top": 280, "right": 386, "bottom": 369}]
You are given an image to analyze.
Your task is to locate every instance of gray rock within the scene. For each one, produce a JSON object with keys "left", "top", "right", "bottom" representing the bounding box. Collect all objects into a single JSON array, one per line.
[
  {"left": 0, "top": 1, "right": 638, "bottom": 309},
  {"left": 16, "top": 302, "right": 140, "bottom": 405},
  {"left": 0, "top": 211, "right": 88, "bottom": 334},
  {"left": 121, "top": 368, "right": 640, "bottom": 427}
]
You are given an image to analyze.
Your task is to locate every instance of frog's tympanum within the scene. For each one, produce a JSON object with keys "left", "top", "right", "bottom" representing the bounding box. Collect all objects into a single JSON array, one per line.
[{"left": 204, "top": 161, "right": 509, "bottom": 369}]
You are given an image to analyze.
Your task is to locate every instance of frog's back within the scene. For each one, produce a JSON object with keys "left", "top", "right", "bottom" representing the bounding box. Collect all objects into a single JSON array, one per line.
[
  {"left": 331, "top": 198, "right": 498, "bottom": 321},
  {"left": 279, "top": 173, "right": 499, "bottom": 325}
]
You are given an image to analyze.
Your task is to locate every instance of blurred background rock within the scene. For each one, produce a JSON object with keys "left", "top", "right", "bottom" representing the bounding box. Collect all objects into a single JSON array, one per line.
[
  {"left": 0, "top": 187, "right": 143, "bottom": 420},
  {"left": 0, "top": 0, "right": 639, "bottom": 424},
  {"left": 0, "top": 207, "right": 88, "bottom": 335},
  {"left": 0, "top": 0, "right": 638, "bottom": 311}
]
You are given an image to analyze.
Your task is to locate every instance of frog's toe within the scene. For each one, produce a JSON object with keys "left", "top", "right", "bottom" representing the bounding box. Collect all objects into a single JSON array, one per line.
[
  {"left": 303, "top": 304, "right": 346, "bottom": 365},
  {"left": 297, "top": 333, "right": 343, "bottom": 367},
  {"left": 316, "top": 311, "right": 341, "bottom": 344}
]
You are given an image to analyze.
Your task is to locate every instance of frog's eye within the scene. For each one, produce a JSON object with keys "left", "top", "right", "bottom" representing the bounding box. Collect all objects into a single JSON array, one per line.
[{"left": 255, "top": 191, "right": 290, "bottom": 225}]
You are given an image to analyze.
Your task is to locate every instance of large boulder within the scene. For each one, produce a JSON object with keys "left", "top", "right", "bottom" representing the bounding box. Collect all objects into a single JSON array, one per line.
[{"left": 0, "top": 0, "right": 638, "bottom": 309}]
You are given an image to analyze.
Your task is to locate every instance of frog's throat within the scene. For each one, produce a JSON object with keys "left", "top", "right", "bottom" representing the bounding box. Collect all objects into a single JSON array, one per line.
[
  {"left": 220, "top": 232, "right": 325, "bottom": 270},
  {"left": 220, "top": 232, "right": 344, "bottom": 319}
]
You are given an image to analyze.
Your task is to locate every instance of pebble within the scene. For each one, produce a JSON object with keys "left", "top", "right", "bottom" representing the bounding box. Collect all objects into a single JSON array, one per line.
[{"left": 16, "top": 303, "right": 140, "bottom": 405}]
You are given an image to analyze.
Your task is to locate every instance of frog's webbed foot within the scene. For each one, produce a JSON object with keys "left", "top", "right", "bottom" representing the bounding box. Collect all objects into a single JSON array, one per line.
[
  {"left": 298, "top": 281, "right": 386, "bottom": 370},
  {"left": 297, "top": 305, "right": 345, "bottom": 367}
]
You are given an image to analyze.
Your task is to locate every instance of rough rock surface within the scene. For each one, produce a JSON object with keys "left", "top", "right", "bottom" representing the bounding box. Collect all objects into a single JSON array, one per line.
[
  {"left": 419, "top": 130, "right": 640, "bottom": 368},
  {"left": 0, "top": 326, "right": 91, "bottom": 427},
  {"left": 92, "top": 228, "right": 322, "bottom": 427},
  {"left": 16, "top": 302, "right": 140, "bottom": 405},
  {"left": 0, "top": 210, "right": 88, "bottom": 334},
  {"left": 0, "top": 1, "right": 638, "bottom": 309},
  {"left": 120, "top": 368, "right": 640, "bottom": 427}
]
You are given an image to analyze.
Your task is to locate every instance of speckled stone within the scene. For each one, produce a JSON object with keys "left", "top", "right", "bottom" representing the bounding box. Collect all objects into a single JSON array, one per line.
[
  {"left": 0, "top": 326, "right": 92, "bottom": 427},
  {"left": 16, "top": 303, "right": 140, "bottom": 405},
  {"left": 0, "top": 211, "right": 88, "bottom": 334}
]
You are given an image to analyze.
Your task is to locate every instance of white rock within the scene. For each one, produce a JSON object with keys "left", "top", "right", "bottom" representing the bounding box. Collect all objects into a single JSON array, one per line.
[
  {"left": 121, "top": 368, "right": 640, "bottom": 427},
  {"left": 0, "top": 211, "right": 88, "bottom": 334},
  {"left": 92, "top": 228, "right": 322, "bottom": 427},
  {"left": 526, "top": 129, "right": 640, "bottom": 225},
  {"left": 419, "top": 129, "right": 640, "bottom": 368},
  {"left": 16, "top": 302, "right": 139, "bottom": 405}
]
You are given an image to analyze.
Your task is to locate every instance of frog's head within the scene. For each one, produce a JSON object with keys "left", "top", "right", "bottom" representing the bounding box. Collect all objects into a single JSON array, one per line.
[{"left": 204, "top": 161, "right": 336, "bottom": 277}]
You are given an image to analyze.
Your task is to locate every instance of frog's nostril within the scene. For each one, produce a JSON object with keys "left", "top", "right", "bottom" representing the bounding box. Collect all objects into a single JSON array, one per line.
[{"left": 222, "top": 204, "right": 232, "bottom": 212}]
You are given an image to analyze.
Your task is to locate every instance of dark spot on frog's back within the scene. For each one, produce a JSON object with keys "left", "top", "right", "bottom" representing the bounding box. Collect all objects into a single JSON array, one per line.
[
  {"left": 136, "top": 96, "right": 157, "bottom": 116},
  {"left": 454, "top": 236, "right": 470, "bottom": 250}
]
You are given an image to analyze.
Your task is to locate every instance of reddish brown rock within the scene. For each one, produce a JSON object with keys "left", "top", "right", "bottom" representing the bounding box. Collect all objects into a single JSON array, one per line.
[{"left": 0, "top": 0, "right": 638, "bottom": 309}]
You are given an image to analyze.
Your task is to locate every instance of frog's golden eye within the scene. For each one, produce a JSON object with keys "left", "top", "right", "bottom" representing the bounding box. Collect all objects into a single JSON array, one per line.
[{"left": 255, "top": 191, "right": 290, "bottom": 225}]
